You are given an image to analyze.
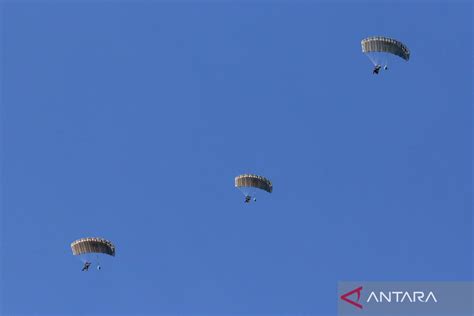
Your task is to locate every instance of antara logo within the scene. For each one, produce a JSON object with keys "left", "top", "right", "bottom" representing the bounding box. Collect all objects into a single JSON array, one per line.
[
  {"left": 340, "top": 287, "right": 438, "bottom": 309},
  {"left": 367, "top": 291, "right": 438, "bottom": 303}
]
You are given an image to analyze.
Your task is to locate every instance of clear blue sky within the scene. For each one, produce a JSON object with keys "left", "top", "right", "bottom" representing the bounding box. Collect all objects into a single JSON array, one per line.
[{"left": 1, "top": 1, "right": 472, "bottom": 315}]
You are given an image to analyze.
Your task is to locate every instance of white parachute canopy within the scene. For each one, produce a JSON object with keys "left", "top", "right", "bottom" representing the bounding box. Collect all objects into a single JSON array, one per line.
[{"left": 361, "top": 36, "right": 410, "bottom": 68}]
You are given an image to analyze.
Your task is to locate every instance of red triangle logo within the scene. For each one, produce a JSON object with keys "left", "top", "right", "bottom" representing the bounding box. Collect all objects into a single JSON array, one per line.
[{"left": 340, "top": 286, "right": 363, "bottom": 309}]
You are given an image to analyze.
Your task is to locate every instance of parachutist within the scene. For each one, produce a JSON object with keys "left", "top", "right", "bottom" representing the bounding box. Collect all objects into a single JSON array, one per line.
[
  {"left": 82, "top": 262, "right": 91, "bottom": 271},
  {"left": 361, "top": 37, "right": 409, "bottom": 73},
  {"left": 373, "top": 65, "right": 381, "bottom": 74},
  {"left": 235, "top": 174, "right": 272, "bottom": 203},
  {"left": 71, "top": 238, "right": 115, "bottom": 272}
]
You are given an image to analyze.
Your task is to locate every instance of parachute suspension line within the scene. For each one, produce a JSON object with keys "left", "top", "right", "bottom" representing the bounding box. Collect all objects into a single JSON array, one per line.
[{"left": 366, "top": 53, "right": 377, "bottom": 66}]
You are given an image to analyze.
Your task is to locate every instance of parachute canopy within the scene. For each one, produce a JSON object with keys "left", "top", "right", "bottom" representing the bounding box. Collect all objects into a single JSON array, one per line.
[
  {"left": 361, "top": 36, "right": 410, "bottom": 61},
  {"left": 235, "top": 174, "right": 273, "bottom": 193},
  {"left": 71, "top": 237, "right": 115, "bottom": 257}
]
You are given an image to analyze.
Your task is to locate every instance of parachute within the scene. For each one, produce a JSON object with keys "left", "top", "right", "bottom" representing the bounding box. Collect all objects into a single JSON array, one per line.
[
  {"left": 71, "top": 237, "right": 115, "bottom": 270},
  {"left": 361, "top": 36, "right": 410, "bottom": 69},
  {"left": 71, "top": 237, "right": 115, "bottom": 256},
  {"left": 235, "top": 174, "right": 272, "bottom": 201}
]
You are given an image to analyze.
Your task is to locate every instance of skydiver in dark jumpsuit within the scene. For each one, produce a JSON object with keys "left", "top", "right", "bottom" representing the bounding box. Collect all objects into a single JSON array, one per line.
[
  {"left": 82, "top": 262, "right": 91, "bottom": 271},
  {"left": 373, "top": 65, "right": 382, "bottom": 74},
  {"left": 244, "top": 196, "right": 257, "bottom": 203}
]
